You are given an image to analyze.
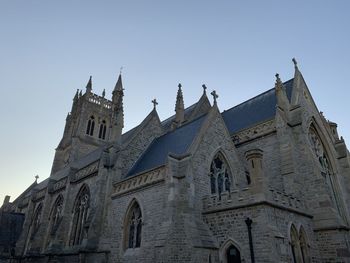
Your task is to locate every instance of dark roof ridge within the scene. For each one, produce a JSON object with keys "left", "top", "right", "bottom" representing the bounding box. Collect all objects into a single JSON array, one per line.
[
  {"left": 157, "top": 112, "right": 208, "bottom": 139},
  {"left": 161, "top": 101, "right": 198, "bottom": 124},
  {"left": 222, "top": 78, "right": 294, "bottom": 113}
]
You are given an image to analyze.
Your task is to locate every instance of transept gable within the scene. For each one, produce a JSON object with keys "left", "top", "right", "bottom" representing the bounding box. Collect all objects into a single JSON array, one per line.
[{"left": 126, "top": 114, "right": 207, "bottom": 177}]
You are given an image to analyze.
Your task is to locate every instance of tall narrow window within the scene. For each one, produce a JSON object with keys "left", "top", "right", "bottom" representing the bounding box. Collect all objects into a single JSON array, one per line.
[
  {"left": 125, "top": 201, "right": 142, "bottom": 249},
  {"left": 299, "top": 227, "right": 310, "bottom": 263},
  {"left": 86, "top": 116, "right": 95, "bottom": 136},
  {"left": 290, "top": 224, "right": 301, "bottom": 263},
  {"left": 209, "top": 153, "right": 232, "bottom": 197},
  {"left": 69, "top": 185, "right": 90, "bottom": 246},
  {"left": 30, "top": 203, "right": 43, "bottom": 240},
  {"left": 308, "top": 126, "right": 346, "bottom": 222},
  {"left": 49, "top": 195, "right": 63, "bottom": 236},
  {"left": 25, "top": 203, "right": 43, "bottom": 253},
  {"left": 98, "top": 120, "right": 107, "bottom": 140}
]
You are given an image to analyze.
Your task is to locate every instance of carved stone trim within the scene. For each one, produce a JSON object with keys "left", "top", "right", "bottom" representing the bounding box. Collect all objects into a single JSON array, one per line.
[
  {"left": 32, "top": 189, "right": 47, "bottom": 202},
  {"left": 49, "top": 177, "right": 68, "bottom": 194},
  {"left": 112, "top": 168, "right": 165, "bottom": 197},
  {"left": 232, "top": 119, "right": 275, "bottom": 144},
  {"left": 70, "top": 161, "right": 99, "bottom": 183},
  {"left": 202, "top": 187, "right": 305, "bottom": 214}
]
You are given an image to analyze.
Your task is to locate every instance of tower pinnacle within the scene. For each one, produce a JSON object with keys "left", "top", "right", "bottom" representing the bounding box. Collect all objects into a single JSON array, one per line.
[
  {"left": 175, "top": 83, "right": 185, "bottom": 124},
  {"left": 86, "top": 76, "right": 92, "bottom": 93}
]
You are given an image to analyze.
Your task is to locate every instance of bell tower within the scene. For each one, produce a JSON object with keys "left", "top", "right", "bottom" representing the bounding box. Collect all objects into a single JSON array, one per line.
[{"left": 50, "top": 74, "right": 124, "bottom": 175}]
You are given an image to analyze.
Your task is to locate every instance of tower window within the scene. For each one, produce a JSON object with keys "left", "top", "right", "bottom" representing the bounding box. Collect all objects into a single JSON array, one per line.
[
  {"left": 86, "top": 116, "right": 95, "bottom": 136},
  {"left": 98, "top": 120, "right": 107, "bottom": 140}
]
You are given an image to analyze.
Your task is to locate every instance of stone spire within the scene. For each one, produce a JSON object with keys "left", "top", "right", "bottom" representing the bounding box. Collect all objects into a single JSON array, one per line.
[
  {"left": 275, "top": 73, "right": 289, "bottom": 111},
  {"left": 175, "top": 83, "right": 185, "bottom": 124},
  {"left": 85, "top": 76, "right": 92, "bottom": 94}
]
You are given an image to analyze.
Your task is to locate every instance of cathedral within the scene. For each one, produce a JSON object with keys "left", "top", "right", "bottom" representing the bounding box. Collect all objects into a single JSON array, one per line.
[{"left": 1, "top": 59, "right": 350, "bottom": 263}]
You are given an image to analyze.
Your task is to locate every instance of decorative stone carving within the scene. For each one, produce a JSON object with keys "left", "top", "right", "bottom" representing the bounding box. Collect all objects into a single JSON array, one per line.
[
  {"left": 71, "top": 161, "right": 99, "bottom": 183},
  {"left": 112, "top": 168, "right": 164, "bottom": 197}
]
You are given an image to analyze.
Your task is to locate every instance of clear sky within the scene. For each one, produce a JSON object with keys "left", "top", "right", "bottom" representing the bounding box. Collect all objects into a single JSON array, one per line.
[{"left": 0, "top": 1, "right": 349, "bottom": 203}]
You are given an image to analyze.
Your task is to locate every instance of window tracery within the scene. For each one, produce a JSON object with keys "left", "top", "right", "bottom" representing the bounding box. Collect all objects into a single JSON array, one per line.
[
  {"left": 308, "top": 126, "right": 345, "bottom": 221},
  {"left": 209, "top": 153, "right": 232, "bottom": 197},
  {"left": 30, "top": 203, "right": 42, "bottom": 240},
  {"left": 69, "top": 186, "right": 90, "bottom": 246},
  {"left": 125, "top": 201, "right": 142, "bottom": 249},
  {"left": 49, "top": 195, "right": 63, "bottom": 236},
  {"left": 290, "top": 225, "right": 310, "bottom": 263}
]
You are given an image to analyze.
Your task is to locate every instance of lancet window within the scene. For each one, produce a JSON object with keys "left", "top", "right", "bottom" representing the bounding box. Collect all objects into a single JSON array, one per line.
[
  {"left": 209, "top": 153, "right": 232, "bottom": 196},
  {"left": 308, "top": 126, "right": 345, "bottom": 221},
  {"left": 49, "top": 195, "right": 63, "bottom": 236},
  {"left": 125, "top": 201, "right": 142, "bottom": 249},
  {"left": 30, "top": 203, "right": 43, "bottom": 240},
  {"left": 69, "top": 185, "right": 90, "bottom": 246},
  {"left": 98, "top": 120, "right": 107, "bottom": 140},
  {"left": 289, "top": 224, "right": 310, "bottom": 263},
  {"left": 86, "top": 115, "right": 95, "bottom": 136}
]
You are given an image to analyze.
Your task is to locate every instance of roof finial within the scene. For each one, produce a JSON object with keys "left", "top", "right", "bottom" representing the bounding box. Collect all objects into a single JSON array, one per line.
[
  {"left": 210, "top": 90, "right": 219, "bottom": 105},
  {"left": 178, "top": 83, "right": 182, "bottom": 89},
  {"left": 202, "top": 84, "right": 207, "bottom": 94},
  {"left": 275, "top": 73, "right": 283, "bottom": 89},
  {"left": 152, "top": 98, "right": 158, "bottom": 109},
  {"left": 35, "top": 175, "right": 39, "bottom": 182},
  {"left": 120, "top": 66, "right": 123, "bottom": 75},
  {"left": 292, "top": 57, "right": 298, "bottom": 69},
  {"left": 102, "top": 89, "right": 106, "bottom": 98}
]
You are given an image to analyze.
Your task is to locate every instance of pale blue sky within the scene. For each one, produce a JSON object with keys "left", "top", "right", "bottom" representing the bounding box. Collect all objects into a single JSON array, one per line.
[{"left": 0, "top": 1, "right": 349, "bottom": 202}]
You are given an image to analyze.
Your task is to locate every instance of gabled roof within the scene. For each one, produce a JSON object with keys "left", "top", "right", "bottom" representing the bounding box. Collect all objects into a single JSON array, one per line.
[
  {"left": 126, "top": 78, "right": 294, "bottom": 177},
  {"left": 126, "top": 114, "right": 207, "bottom": 177},
  {"left": 222, "top": 78, "right": 293, "bottom": 134}
]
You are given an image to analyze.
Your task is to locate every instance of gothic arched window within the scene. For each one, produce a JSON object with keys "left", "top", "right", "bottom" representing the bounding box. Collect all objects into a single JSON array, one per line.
[
  {"left": 124, "top": 201, "right": 142, "bottom": 249},
  {"left": 30, "top": 203, "right": 43, "bottom": 240},
  {"left": 290, "top": 224, "right": 301, "bottom": 263},
  {"left": 299, "top": 227, "right": 310, "bottom": 263},
  {"left": 98, "top": 120, "right": 107, "bottom": 140},
  {"left": 49, "top": 195, "right": 63, "bottom": 236},
  {"left": 86, "top": 116, "right": 95, "bottom": 136},
  {"left": 308, "top": 125, "right": 345, "bottom": 221},
  {"left": 209, "top": 153, "right": 232, "bottom": 197},
  {"left": 69, "top": 185, "right": 90, "bottom": 246}
]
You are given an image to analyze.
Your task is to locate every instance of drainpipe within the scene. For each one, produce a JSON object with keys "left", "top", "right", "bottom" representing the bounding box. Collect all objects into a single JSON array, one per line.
[{"left": 245, "top": 217, "right": 255, "bottom": 263}]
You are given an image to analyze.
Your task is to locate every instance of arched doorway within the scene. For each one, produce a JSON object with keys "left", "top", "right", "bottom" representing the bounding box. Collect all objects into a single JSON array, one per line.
[{"left": 226, "top": 244, "right": 241, "bottom": 263}]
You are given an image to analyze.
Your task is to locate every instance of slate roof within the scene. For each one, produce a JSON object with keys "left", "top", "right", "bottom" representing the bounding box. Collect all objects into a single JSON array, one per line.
[
  {"left": 161, "top": 102, "right": 198, "bottom": 131},
  {"left": 126, "top": 114, "right": 207, "bottom": 177},
  {"left": 126, "top": 78, "right": 294, "bottom": 177},
  {"left": 222, "top": 78, "right": 293, "bottom": 134}
]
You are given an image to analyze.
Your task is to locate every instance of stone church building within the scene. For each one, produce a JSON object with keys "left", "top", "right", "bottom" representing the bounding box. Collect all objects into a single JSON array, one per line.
[{"left": 1, "top": 60, "right": 350, "bottom": 262}]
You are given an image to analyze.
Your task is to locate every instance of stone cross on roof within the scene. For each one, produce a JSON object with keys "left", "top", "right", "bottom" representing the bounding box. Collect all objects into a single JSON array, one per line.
[
  {"left": 152, "top": 98, "right": 158, "bottom": 109},
  {"left": 211, "top": 90, "right": 218, "bottom": 104},
  {"left": 202, "top": 84, "right": 207, "bottom": 94}
]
